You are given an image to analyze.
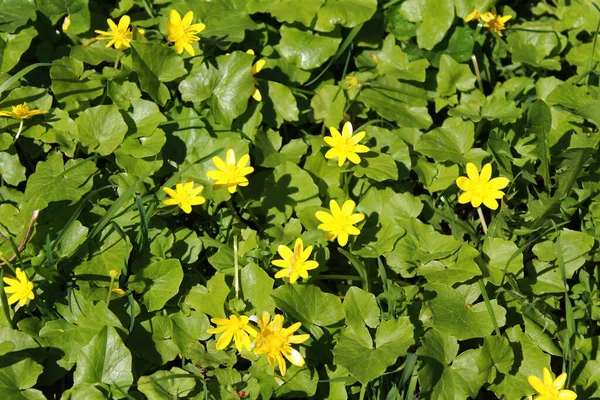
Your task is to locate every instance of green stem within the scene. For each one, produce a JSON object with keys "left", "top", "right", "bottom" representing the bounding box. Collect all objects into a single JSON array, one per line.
[
  {"left": 0, "top": 269, "right": 15, "bottom": 329},
  {"left": 234, "top": 235, "right": 239, "bottom": 299},
  {"left": 479, "top": 279, "right": 501, "bottom": 336},
  {"left": 106, "top": 273, "right": 116, "bottom": 308},
  {"left": 477, "top": 207, "right": 488, "bottom": 235},
  {"left": 114, "top": 50, "right": 121, "bottom": 70},
  {"left": 14, "top": 120, "right": 24, "bottom": 140},
  {"left": 471, "top": 55, "right": 484, "bottom": 94},
  {"left": 359, "top": 383, "right": 367, "bottom": 400}
]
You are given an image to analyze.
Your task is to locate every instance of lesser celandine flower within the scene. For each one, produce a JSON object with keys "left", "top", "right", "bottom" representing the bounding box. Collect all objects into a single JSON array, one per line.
[
  {"left": 324, "top": 121, "right": 370, "bottom": 167},
  {"left": 163, "top": 178, "right": 206, "bottom": 214},
  {"left": 316, "top": 200, "right": 364, "bottom": 246},
  {"left": 464, "top": 9, "right": 482, "bottom": 22},
  {"left": 62, "top": 15, "right": 71, "bottom": 31},
  {"left": 527, "top": 368, "right": 577, "bottom": 400},
  {"left": 95, "top": 15, "right": 132, "bottom": 49},
  {"left": 207, "top": 315, "right": 258, "bottom": 352},
  {"left": 166, "top": 10, "right": 205, "bottom": 56},
  {"left": 272, "top": 238, "right": 319, "bottom": 284},
  {"left": 0, "top": 103, "right": 47, "bottom": 120},
  {"left": 456, "top": 163, "right": 509, "bottom": 210},
  {"left": 252, "top": 312, "right": 309, "bottom": 377},
  {"left": 206, "top": 149, "right": 254, "bottom": 193},
  {"left": 3, "top": 268, "right": 34, "bottom": 307},
  {"left": 247, "top": 50, "right": 266, "bottom": 101},
  {"left": 481, "top": 8, "right": 512, "bottom": 36}
]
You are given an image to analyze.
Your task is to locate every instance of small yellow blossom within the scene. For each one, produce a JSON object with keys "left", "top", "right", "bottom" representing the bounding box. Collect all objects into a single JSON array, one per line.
[
  {"left": 62, "top": 15, "right": 71, "bottom": 31},
  {"left": 315, "top": 200, "right": 364, "bottom": 247},
  {"left": 480, "top": 8, "right": 512, "bottom": 36},
  {"left": 527, "top": 368, "right": 577, "bottom": 400},
  {"left": 456, "top": 163, "right": 509, "bottom": 210},
  {"left": 137, "top": 28, "right": 146, "bottom": 35},
  {"left": 206, "top": 149, "right": 254, "bottom": 194},
  {"left": 464, "top": 9, "right": 481, "bottom": 22},
  {"left": 166, "top": 10, "right": 205, "bottom": 56},
  {"left": 207, "top": 315, "right": 258, "bottom": 352},
  {"left": 324, "top": 122, "right": 370, "bottom": 167},
  {"left": 3, "top": 268, "right": 34, "bottom": 307},
  {"left": 247, "top": 50, "right": 266, "bottom": 101},
  {"left": 163, "top": 178, "right": 206, "bottom": 214},
  {"left": 272, "top": 238, "right": 319, "bottom": 284},
  {"left": 109, "top": 269, "right": 119, "bottom": 278},
  {"left": 95, "top": 15, "right": 132, "bottom": 49},
  {"left": 345, "top": 75, "right": 361, "bottom": 89},
  {"left": 112, "top": 288, "right": 126, "bottom": 295},
  {"left": 253, "top": 312, "right": 310, "bottom": 377},
  {"left": 0, "top": 103, "right": 47, "bottom": 120}
]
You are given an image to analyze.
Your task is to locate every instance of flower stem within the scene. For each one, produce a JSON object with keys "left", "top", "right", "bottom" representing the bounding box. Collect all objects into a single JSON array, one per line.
[
  {"left": 471, "top": 55, "right": 484, "bottom": 94},
  {"left": 14, "top": 120, "right": 24, "bottom": 140},
  {"left": 234, "top": 235, "right": 239, "bottom": 299},
  {"left": 0, "top": 269, "right": 15, "bottom": 329},
  {"left": 106, "top": 274, "right": 116, "bottom": 308},
  {"left": 114, "top": 50, "right": 121, "bottom": 70},
  {"left": 477, "top": 207, "right": 488, "bottom": 235}
]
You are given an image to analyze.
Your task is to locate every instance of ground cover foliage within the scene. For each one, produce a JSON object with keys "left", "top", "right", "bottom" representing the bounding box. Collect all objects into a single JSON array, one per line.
[{"left": 0, "top": 0, "right": 600, "bottom": 398}]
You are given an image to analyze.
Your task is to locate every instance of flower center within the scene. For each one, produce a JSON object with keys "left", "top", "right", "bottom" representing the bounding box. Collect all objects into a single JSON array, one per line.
[{"left": 12, "top": 104, "right": 29, "bottom": 118}]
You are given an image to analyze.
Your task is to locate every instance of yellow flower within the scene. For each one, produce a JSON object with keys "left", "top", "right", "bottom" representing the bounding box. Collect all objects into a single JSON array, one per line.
[
  {"left": 527, "top": 368, "right": 577, "bottom": 400},
  {"left": 246, "top": 50, "right": 266, "bottom": 101},
  {"left": 324, "top": 121, "right": 370, "bottom": 167},
  {"left": 163, "top": 178, "right": 206, "bottom": 214},
  {"left": 252, "top": 312, "right": 309, "bottom": 377},
  {"left": 3, "top": 268, "right": 34, "bottom": 307},
  {"left": 272, "top": 238, "right": 319, "bottom": 284},
  {"left": 480, "top": 8, "right": 512, "bottom": 36},
  {"left": 207, "top": 315, "right": 258, "bottom": 352},
  {"left": 315, "top": 200, "right": 364, "bottom": 246},
  {"left": 95, "top": 15, "right": 132, "bottom": 49},
  {"left": 206, "top": 149, "right": 254, "bottom": 194},
  {"left": 0, "top": 102, "right": 47, "bottom": 120},
  {"left": 345, "top": 75, "right": 361, "bottom": 89},
  {"left": 166, "top": 10, "right": 205, "bottom": 56},
  {"left": 464, "top": 9, "right": 481, "bottom": 22},
  {"left": 62, "top": 15, "right": 71, "bottom": 31},
  {"left": 456, "top": 163, "right": 509, "bottom": 210}
]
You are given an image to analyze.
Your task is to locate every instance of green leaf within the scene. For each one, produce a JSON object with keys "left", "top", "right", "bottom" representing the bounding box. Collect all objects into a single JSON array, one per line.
[
  {"left": 311, "top": 84, "right": 346, "bottom": 128},
  {"left": 271, "top": 284, "right": 344, "bottom": 331},
  {"left": 138, "top": 367, "right": 197, "bottom": 400},
  {"left": 73, "top": 326, "right": 134, "bottom": 392},
  {"left": 314, "top": 0, "right": 377, "bottom": 32},
  {"left": 179, "top": 52, "right": 255, "bottom": 125},
  {"left": 23, "top": 153, "right": 98, "bottom": 209},
  {"left": 268, "top": 0, "right": 324, "bottom": 27},
  {"left": 128, "top": 259, "right": 184, "bottom": 312},
  {"left": 526, "top": 100, "right": 552, "bottom": 189},
  {"left": 416, "top": 0, "right": 454, "bottom": 50},
  {"left": 436, "top": 54, "right": 476, "bottom": 96},
  {"left": 0, "top": 151, "right": 25, "bottom": 186},
  {"left": 131, "top": 42, "right": 187, "bottom": 106},
  {"left": 482, "top": 237, "right": 523, "bottom": 286},
  {"left": 0, "top": 26, "right": 37, "bottom": 73},
  {"left": 477, "top": 336, "right": 514, "bottom": 383},
  {"left": 0, "top": 357, "right": 43, "bottom": 399},
  {"left": 333, "top": 317, "right": 414, "bottom": 384},
  {"left": 75, "top": 105, "right": 128, "bottom": 156},
  {"left": 343, "top": 286, "right": 380, "bottom": 329},
  {"left": 50, "top": 57, "right": 104, "bottom": 105},
  {"left": 0, "top": 0, "right": 37, "bottom": 33},
  {"left": 184, "top": 273, "right": 230, "bottom": 318},
  {"left": 37, "top": 0, "right": 90, "bottom": 34},
  {"left": 276, "top": 25, "right": 342, "bottom": 70},
  {"left": 240, "top": 263, "right": 275, "bottom": 312},
  {"left": 425, "top": 282, "right": 506, "bottom": 340},
  {"left": 75, "top": 226, "right": 131, "bottom": 282},
  {"left": 353, "top": 150, "right": 398, "bottom": 182},
  {"left": 266, "top": 81, "right": 299, "bottom": 123},
  {"left": 415, "top": 117, "right": 475, "bottom": 163}
]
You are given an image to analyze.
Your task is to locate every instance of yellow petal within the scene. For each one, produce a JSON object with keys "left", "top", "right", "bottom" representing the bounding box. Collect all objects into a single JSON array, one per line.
[
  {"left": 482, "top": 197, "right": 498, "bottom": 210},
  {"left": 351, "top": 131, "right": 365, "bottom": 143},
  {"left": 182, "top": 11, "right": 194, "bottom": 28},
  {"left": 543, "top": 368, "right": 553, "bottom": 386},
  {"left": 342, "top": 121, "right": 353, "bottom": 138},
  {"left": 315, "top": 211, "right": 333, "bottom": 223},
  {"left": 456, "top": 176, "right": 471, "bottom": 191},
  {"left": 553, "top": 373, "right": 567, "bottom": 390},
  {"left": 337, "top": 232, "right": 348, "bottom": 247},
  {"left": 169, "top": 10, "right": 182, "bottom": 25},
  {"left": 346, "top": 152, "right": 361, "bottom": 164},
  {"left": 253, "top": 59, "right": 266, "bottom": 74},
  {"left": 488, "top": 177, "right": 509, "bottom": 190},
  {"left": 528, "top": 375, "right": 548, "bottom": 395},
  {"left": 237, "top": 154, "right": 250, "bottom": 169},
  {"left": 458, "top": 192, "right": 472, "bottom": 205},
  {"left": 215, "top": 329, "right": 234, "bottom": 350},
  {"left": 328, "top": 127, "right": 342, "bottom": 140},
  {"left": 118, "top": 15, "right": 131, "bottom": 30},
  {"left": 284, "top": 348, "right": 305, "bottom": 367},
  {"left": 277, "top": 244, "right": 293, "bottom": 260},
  {"left": 329, "top": 200, "right": 341, "bottom": 216},
  {"left": 341, "top": 200, "right": 356, "bottom": 215},
  {"left": 557, "top": 390, "right": 578, "bottom": 399},
  {"left": 466, "top": 163, "right": 479, "bottom": 181},
  {"left": 480, "top": 163, "right": 492, "bottom": 183}
]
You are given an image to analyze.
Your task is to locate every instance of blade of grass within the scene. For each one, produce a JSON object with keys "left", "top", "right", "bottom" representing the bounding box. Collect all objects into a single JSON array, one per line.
[
  {"left": 0, "top": 63, "right": 54, "bottom": 96},
  {"left": 338, "top": 248, "right": 370, "bottom": 292},
  {"left": 478, "top": 278, "right": 501, "bottom": 337},
  {"left": 135, "top": 193, "right": 149, "bottom": 251},
  {"left": 0, "top": 269, "right": 15, "bottom": 329},
  {"left": 305, "top": 24, "right": 363, "bottom": 87}
]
